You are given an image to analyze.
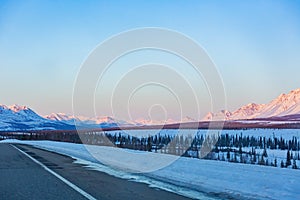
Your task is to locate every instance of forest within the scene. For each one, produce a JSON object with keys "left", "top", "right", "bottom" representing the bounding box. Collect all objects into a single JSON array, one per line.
[{"left": 1, "top": 129, "right": 299, "bottom": 169}]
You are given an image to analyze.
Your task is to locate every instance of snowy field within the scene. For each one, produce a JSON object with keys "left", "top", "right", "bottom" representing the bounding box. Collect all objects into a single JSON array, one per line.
[{"left": 2, "top": 138, "right": 300, "bottom": 200}]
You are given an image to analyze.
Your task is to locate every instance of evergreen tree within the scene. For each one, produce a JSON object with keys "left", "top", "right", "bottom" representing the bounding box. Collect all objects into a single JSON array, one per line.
[
  {"left": 147, "top": 136, "right": 152, "bottom": 152},
  {"left": 227, "top": 149, "right": 230, "bottom": 160},
  {"left": 239, "top": 145, "right": 242, "bottom": 154},
  {"left": 286, "top": 150, "right": 291, "bottom": 167},
  {"left": 253, "top": 150, "right": 257, "bottom": 163},
  {"left": 292, "top": 159, "right": 298, "bottom": 169},
  {"left": 280, "top": 160, "right": 285, "bottom": 168},
  {"left": 262, "top": 147, "right": 268, "bottom": 157}
]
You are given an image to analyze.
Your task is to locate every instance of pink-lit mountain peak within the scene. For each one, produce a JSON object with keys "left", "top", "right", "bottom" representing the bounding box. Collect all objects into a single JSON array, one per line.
[
  {"left": 231, "top": 103, "right": 265, "bottom": 116},
  {"left": 8, "top": 104, "right": 30, "bottom": 112},
  {"left": 0, "top": 104, "right": 8, "bottom": 109},
  {"left": 45, "top": 113, "right": 75, "bottom": 121},
  {"left": 0, "top": 104, "right": 33, "bottom": 114},
  {"left": 258, "top": 89, "right": 300, "bottom": 114},
  {"left": 204, "top": 88, "right": 300, "bottom": 121},
  {"left": 273, "top": 89, "right": 300, "bottom": 102},
  {"left": 236, "top": 103, "right": 264, "bottom": 111}
]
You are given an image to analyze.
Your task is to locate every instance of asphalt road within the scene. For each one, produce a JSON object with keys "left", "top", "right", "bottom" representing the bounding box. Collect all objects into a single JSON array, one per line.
[{"left": 0, "top": 143, "right": 191, "bottom": 200}]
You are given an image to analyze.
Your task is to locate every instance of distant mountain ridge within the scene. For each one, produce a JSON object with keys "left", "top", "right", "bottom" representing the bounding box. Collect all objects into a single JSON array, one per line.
[
  {"left": 2, "top": 88, "right": 300, "bottom": 131},
  {"left": 44, "top": 113, "right": 133, "bottom": 128},
  {"left": 203, "top": 89, "right": 300, "bottom": 121}
]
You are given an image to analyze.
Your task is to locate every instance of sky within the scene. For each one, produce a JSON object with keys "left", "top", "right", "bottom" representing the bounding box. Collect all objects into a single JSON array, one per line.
[{"left": 0, "top": 0, "right": 300, "bottom": 120}]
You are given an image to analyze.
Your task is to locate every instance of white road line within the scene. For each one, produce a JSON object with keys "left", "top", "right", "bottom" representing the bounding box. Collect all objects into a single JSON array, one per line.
[{"left": 11, "top": 144, "right": 98, "bottom": 200}]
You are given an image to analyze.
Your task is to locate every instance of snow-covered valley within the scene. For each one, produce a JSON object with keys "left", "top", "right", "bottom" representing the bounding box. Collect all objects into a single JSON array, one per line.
[
  {"left": 2, "top": 127, "right": 300, "bottom": 200},
  {"left": 1, "top": 137, "right": 299, "bottom": 200}
]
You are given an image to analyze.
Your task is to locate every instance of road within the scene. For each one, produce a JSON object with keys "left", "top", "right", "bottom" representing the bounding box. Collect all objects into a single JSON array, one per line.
[{"left": 0, "top": 143, "right": 191, "bottom": 200}]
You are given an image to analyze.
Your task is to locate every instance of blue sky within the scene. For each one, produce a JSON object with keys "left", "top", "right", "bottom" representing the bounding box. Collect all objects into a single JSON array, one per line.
[{"left": 0, "top": 0, "right": 300, "bottom": 119}]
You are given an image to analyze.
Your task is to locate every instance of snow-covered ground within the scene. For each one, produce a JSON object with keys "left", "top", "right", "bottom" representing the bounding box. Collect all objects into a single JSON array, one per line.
[{"left": 2, "top": 139, "right": 300, "bottom": 200}]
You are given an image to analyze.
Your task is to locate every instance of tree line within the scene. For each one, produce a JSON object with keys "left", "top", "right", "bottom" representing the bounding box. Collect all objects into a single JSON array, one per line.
[{"left": 1, "top": 130, "right": 299, "bottom": 169}]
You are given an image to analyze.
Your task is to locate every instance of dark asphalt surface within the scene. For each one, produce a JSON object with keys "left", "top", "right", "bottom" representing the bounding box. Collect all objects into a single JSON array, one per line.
[
  {"left": 0, "top": 143, "right": 192, "bottom": 200},
  {"left": 0, "top": 143, "right": 87, "bottom": 200}
]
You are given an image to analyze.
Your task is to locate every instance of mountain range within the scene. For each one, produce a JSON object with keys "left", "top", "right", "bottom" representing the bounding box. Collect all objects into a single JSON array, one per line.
[
  {"left": 1, "top": 88, "right": 300, "bottom": 131},
  {"left": 203, "top": 88, "right": 300, "bottom": 121},
  {"left": 45, "top": 113, "right": 133, "bottom": 128}
]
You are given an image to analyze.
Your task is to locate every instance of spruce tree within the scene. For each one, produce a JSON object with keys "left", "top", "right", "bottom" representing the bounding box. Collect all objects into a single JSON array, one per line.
[
  {"left": 262, "top": 147, "right": 268, "bottom": 157},
  {"left": 147, "top": 137, "right": 152, "bottom": 152},
  {"left": 280, "top": 160, "right": 285, "bottom": 168},
  {"left": 239, "top": 145, "right": 242, "bottom": 154},
  {"left": 227, "top": 149, "right": 230, "bottom": 160},
  {"left": 286, "top": 150, "right": 291, "bottom": 167},
  {"left": 253, "top": 150, "right": 257, "bottom": 163}
]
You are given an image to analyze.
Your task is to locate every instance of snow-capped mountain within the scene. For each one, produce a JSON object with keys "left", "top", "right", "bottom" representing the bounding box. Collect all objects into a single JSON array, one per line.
[
  {"left": 203, "top": 89, "right": 300, "bottom": 121},
  {"left": 0, "top": 104, "right": 44, "bottom": 121},
  {"left": 0, "top": 105, "right": 134, "bottom": 131},
  {"left": 231, "top": 103, "right": 265, "bottom": 119},
  {"left": 45, "top": 113, "right": 75, "bottom": 121},
  {"left": 0, "top": 104, "right": 48, "bottom": 126},
  {"left": 95, "top": 116, "right": 133, "bottom": 128},
  {"left": 45, "top": 113, "right": 88, "bottom": 126},
  {"left": 203, "top": 110, "right": 232, "bottom": 121},
  {"left": 0, "top": 104, "right": 74, "bottom": 131},
  {"left": 45, "top": 113, "right": 198, "bottom": 126},
  {"left": 254, "top": 89, "right": 300, "bottom": 118},
  {"left": 44, "top": 113, "right": 133, "bottom": 128}
]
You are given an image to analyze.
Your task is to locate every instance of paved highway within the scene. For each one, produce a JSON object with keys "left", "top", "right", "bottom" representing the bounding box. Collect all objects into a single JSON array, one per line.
[{"left": 0, "top": 143, "right": 191, "bottom": 200}]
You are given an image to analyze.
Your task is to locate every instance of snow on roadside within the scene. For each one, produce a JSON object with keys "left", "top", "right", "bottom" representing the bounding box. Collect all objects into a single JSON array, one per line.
[{"left": 2, "top": 139, "right": 300, "bottom": 200}]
